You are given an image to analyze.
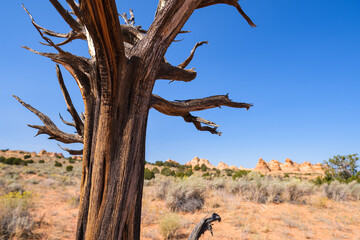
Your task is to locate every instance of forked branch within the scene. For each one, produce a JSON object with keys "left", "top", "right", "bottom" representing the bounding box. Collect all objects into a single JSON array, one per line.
[
  {"left": 151, "top": 94, "right": 252, "bottom": 135},
  {"left": 178, "top": 41, "right": 208, "bottom": 69},
  {"left": 56, "top": 65, "right": 84, "bottom": 136},
  {"left": 13, "top": 95, "right": 83, "bottom": 144}
]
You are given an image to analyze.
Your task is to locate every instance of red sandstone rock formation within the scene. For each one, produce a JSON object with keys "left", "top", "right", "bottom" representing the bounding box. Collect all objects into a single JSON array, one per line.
[
  {"left": 217, "top": 161, "right": 230, "bottom": 170},
  {"left": 268, "top": 160, "right": 282, "bottom": 171},
  {"left": 254, "top": 158, "right": 271, "bottom": 173},
  {"left": 185, "top": 157, "right": 216, "bottom": 169}
]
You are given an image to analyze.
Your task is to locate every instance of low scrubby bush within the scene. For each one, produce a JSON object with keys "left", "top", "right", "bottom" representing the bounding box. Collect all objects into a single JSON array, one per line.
[
  {"left": 200, "top": 164, "right": 208, "bottom": 172},
  {"left": 23, "top": 154, "right": 31, "bottom": 159},
  {"left": 232, "top": 170, "right": 250, "bottom": 180},
  {"left": 68, "top": 159, "right": 76, "bottom": 164},
  {"left": 1, "top": 157, "right": 27, "bottom": 166},
  {"left": 152, "top": 167, "right": 160, "bottom": 174},
  {"left": 38, "top": 160, "right": 45, "bottom": 164},
  {"left": 229, "top": 175, "right": 314, "bottom": 204},
  {"left": 25, "top": 160, "right": 34, "bottom": 164},
  {"left": 193, "top": 165, "right": 200, "bottom": 171},
  {"left": 166, "top": 176, "right": 206, "bottom": 212},
  {"left": 322, "top": 180, "right": 360, "bottom": 201},
  {"left": 0, "top": 191, "right": 35, "bottom": 238},
  {"left": 54, "top": 161, "right": 62, "bottom": 167},
  {"left": 161, "top": 167, "right": 175, "bottom": 177},
  {"left": 155, "top": 178, "right": 174, "bottom": 200},
  {"left": 144, "top": 168, "right": 155, "bottom": 180},
  {"left": 209, "top": 178, "right": 227, "bottom": 190},
  {"left": 66, "top": 165, "right": 73, "bottom": 172}
]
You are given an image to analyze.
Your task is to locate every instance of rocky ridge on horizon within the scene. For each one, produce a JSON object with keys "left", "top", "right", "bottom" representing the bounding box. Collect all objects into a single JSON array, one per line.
[{"left": 254, "top": 158, "right": 324, "bottom": 174}]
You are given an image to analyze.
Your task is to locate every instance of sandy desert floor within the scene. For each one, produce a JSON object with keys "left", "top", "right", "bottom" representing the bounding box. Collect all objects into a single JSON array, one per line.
[{"left": 0, "top": 151, "right": 359, "bottom": 240}]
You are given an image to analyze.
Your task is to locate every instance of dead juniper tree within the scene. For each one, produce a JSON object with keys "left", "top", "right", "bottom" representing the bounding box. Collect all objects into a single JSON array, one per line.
[{"left": 14, "top": 0, "right": 255, "bottom": 239}]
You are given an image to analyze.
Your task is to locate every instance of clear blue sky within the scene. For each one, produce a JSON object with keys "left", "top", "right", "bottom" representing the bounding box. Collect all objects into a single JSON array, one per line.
[{"left": 1, "top": 0, "right": 359, "bottom": 168}]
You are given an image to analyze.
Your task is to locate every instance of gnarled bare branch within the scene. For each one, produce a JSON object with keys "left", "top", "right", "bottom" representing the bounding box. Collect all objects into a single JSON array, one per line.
[
  {"left": 157, "top": 62, "right": 197, "bottom": 82},
  {"left": 59, "top": 113, "right": 76, "bottom": 128},
  {"left": 151, "top": 94, "right": 252, "bottom": 135},
  {"left": 188, "top": 213, "right": 221, "bottom": 240},
  {"left": 56, "top": 65, "right": 84, "bottom": 136},
  {"left": 49, "top": 0, "right": 83, "bottom": 32},
  {"left": 13, "top": 95, "right": 83, "bottom": 144},
  {"left": 178, "top": 41, "right": 208, "bottom": 69},
  {"left": 197, "top": 0, "right": 256, "bottom": 27},
  {"left": 58, "top": 144, "right": 83, "bottom": 155},
  {"left": 21, "top": 46, "right": 91, "bottom": 95}
]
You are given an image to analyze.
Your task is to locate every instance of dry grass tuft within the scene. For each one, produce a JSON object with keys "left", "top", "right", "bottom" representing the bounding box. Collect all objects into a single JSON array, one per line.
[
  {"left": 159, "top": 213, "right": 183, "bottom": 239},
  {"left": 0, "top": 191, "right": 36, "bottom": 239}
]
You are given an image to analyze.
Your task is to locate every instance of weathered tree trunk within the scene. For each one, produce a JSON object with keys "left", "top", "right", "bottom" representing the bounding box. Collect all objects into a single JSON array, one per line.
[
  {"left": 15, "top": 0, "right": 256, "bottom": 239},
  {"left": 76, "top": 60, "right": 156, "bottom": 239}
]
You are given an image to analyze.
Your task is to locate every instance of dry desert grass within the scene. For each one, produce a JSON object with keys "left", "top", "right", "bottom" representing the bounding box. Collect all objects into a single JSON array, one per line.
[{"left": 0, "top": 151, "right": 359, "bottom": 240}]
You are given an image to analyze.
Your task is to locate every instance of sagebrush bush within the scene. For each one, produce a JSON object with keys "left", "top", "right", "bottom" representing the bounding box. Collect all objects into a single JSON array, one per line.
[
  {"left": 229, "top": 175, "right": 314, "bottom": 204},
  {"left": 66, "top": 165, "right": 73, "bottom": 172},
  {"left": 166, "top": 176, "right": 206, "bottom": 212},
  {"left": 209, "top": 178, "right": 227, "bottom": 190},
  {"left": 283, "top": 179, "right": 314, "bottom": 204},
  {"left": 156, "top": 179, "right": 173, "bottom": 200},
  {"left": 23, "top": 155, "right": 31, "bottom": 159},
  {"left": 38, "top": 160, "right": 45, "bottom": 164},
  {"left": 68, "top": 159, "right": 76, "bottom": 164},
  {"left": 0, "top": 191, "right": 35, "bottom": 238},
  {"left": 54, "top": 161, "right": 62, "bottom": 167},
  {"left": 159, "top": 213, "right": 182, "bottom": 239},
  {"left": 321, "top": 180, "right": 360, "bottom": 201}
]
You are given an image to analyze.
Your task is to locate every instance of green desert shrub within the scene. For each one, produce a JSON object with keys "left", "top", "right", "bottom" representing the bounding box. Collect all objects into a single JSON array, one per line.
[
  {"left": 175, "top": 171, "right": 185, "bottom": 178},
  {"left": 232, "top": 170, "right": 250, "bottom": 180},
  {"left": 25, "top": 160, "right": 34, "bottom": 164},
  {"left": 23, "top": 154, "right": 31, "bottom": 159},
  {"left": 193, "top": 165, "right": 200, "bottom": 171},
  {"left": 166, "top": 176, "right": 206, "bottom": 212},
  {"left": 68, "top": 159, "right": 76, "bottom": 164},
  {"left": 2, "top": 157, "right": 27, "bottom": 166},
  {"left": 200, "top": 164, "right": 208, "bottom": 172},
  {"left": 164, "top": 161, "right": 181, "bottom": 168},
  {"left": 184, "top": 169, "right": 193, "bottom": 177},
  {"left": 54, "top": 161, "right": 62, "bottom": 167},
  {"left": 0, "top": 191, "right": 35, "bottom": 239},
  {"left": 152, "top": 167, "right": 160, "bottom": 174},
  {"left": 66, "top": 165, "right": 73, "bottom": 172},
  {"left": 161, "top": 167, "right": 175, "bottom": 177},
  {"left": 159, "top": 213, "right": 182, "bottom": 239},
  {"left": 144, "top": 168, "right": 155, "bottom": 180},
  {"left": 38, "top": 160, "right": 45, "bottom": 164},
  {"left": 223, "top": 169, "right": 234, "bottom": 176},
  {"left": 202, "top": 172, "right": 210, "bottom": 178},
  {"left": 0, "top": 156, "right": 5, "bottom": 163},
  {"left": 155, "top": 161, "right": 164, "bottom": 167}
]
